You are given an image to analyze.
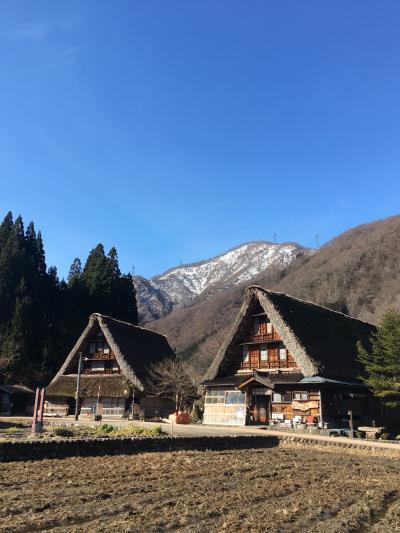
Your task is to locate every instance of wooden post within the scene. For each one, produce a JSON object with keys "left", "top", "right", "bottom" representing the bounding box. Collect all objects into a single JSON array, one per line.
[
  {"left": 74, "top": 352, "right": 83, "bottom": 421},
  {"left": 348, "top": 409, "right": 354, "bottom": 437},
  {"left": 319, "top": 390, "right": 324, "bottom": 427},
  {"left": 31, "top": 387, "right": 39, "bottom": 433},
  {"left": 38, "top": 388, "right": 45, "bottom": 423}
]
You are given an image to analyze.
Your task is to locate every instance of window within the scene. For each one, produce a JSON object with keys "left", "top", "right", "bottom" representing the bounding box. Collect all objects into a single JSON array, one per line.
[
  {"left": 91, "top": 361, "right": 105, "bottom": 372},
  {"left": 242, "top": 345, "right": 249, "bottom": 362},
  {"left": 293, "top": 391, "right": 308, "bottom": 401},
  {"left": 266, "top": 322, "right": 273, "bottom": 334},
  {"left": 89, "top": 342, "right": 96, "bottom": 354},
  {"left": 225, "top": 391, "right": 245, "bottom": 405},
  {"left": 253, "top": 317, "right": 260, "bottom": 335},
  {"left": 260, "top": 344, "right": 268, "bottom": 361},
  {"left": 205, "top": 389, "right": 245, "bottom": 405},
  {"left": 103, "top": 343, "right": 110, "bottom": 355},
  {"left": 279, "top": 348, "right": 287, "bottom": 361},
  {"left": 272, "top": 391, "right": 291, "bottom": 403},
  {"left": 205, "top": 389, "right": 225, "bottom": 404}
]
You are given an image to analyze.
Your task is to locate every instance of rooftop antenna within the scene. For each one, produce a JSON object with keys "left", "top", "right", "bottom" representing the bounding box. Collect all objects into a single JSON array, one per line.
[{"left": 314, "top": 234, "right": 320, "bottom": 249}]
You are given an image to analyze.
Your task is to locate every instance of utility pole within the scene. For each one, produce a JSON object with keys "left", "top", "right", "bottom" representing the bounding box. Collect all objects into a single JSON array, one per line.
[{"left": 74, "top": 352, "right": 83, "bottom": 421}]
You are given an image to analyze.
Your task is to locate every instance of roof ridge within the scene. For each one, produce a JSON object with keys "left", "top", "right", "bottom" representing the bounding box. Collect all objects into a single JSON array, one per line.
[
  {"left": 246, "top": 286, "right": 376, "bottom": 327},
  {"left": 90, "top": 313, "right": 169, "bottom": 338}
]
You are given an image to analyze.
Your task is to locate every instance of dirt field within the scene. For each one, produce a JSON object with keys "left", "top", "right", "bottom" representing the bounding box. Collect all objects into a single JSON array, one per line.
[{"left": 1, "top": 444, "right": 400, "bottom": 532}]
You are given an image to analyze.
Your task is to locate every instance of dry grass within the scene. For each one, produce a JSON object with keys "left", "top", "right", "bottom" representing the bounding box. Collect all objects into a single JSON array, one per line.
[{"left": 1, "top": 443, "right": 400, "bottom": 532}]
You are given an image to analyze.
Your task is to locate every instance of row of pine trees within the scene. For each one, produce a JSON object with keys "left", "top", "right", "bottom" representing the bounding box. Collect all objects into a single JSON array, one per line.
[{"left": 0, "top": 212, "right": 138, "bottom": 387}]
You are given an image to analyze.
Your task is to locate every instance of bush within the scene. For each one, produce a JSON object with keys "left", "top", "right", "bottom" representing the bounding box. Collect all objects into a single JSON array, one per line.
[
  {"left": 88, "top": 424, "right": 164, "bottom": 438},
  {"left": 190, "top": 404, "right": 204, "bottom": 424},
  {"left": 100, "top": 424, "right": 115, "bottom": 434},
  {"left": 113, "top": 425, "right": 164, "bottom": 437}
]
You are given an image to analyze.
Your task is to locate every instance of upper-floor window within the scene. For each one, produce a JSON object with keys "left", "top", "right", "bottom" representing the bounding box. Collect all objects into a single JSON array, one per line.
[
  {"left": 242, "top": 345, "right": 249, "bottom": 362},
  {"left": 293, "top": 391, "right": 308, "bottom": 401},
  {"left": 260, "top": 344, "right": 268, "bottom": 361},
  {"left": 91, "top": 360, "right": 105, "bottom": 372},
  {"left": 253, "top": 317, "right": 260, "bottom": 335},
  {"left": 272, "top": 391, "right": 291, "bottom": 403},
  {"left": 279, "top": 348, "right": 287, "bottom": 361},
  {"left": 88, "top": 340, "right": 111, "bottom": 355}
]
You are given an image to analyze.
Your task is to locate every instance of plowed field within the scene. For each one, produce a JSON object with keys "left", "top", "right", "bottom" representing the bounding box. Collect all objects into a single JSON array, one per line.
[{"left": 1, "top": 444, "right": 400, "bottom": 532}]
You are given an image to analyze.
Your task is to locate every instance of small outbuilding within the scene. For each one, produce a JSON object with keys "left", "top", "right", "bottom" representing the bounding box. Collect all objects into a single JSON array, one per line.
[
  {"left": 0, "top": 384, "right": 34, "bottom": 415},
  {"left": 45, "top": 313, "right": 176, "bottom": 419}
]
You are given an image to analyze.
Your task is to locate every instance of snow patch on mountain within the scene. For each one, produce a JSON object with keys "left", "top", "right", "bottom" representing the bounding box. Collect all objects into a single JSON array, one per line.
[{"left": 134, "top": 241, "right": 310, "bottom": 323}]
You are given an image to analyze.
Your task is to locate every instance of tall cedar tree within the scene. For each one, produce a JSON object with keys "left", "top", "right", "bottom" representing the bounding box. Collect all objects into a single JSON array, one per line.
[
  {"left": 0, "top": 212, "right": 138, "bottom": 386},
  {"left": 358, "top": 308, "right": 400, "bottom": 408}
]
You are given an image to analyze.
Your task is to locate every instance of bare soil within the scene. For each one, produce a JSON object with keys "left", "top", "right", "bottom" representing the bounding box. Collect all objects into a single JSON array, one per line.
[{"left": 1, "top": 443, "right": 400, "bottom": 532}]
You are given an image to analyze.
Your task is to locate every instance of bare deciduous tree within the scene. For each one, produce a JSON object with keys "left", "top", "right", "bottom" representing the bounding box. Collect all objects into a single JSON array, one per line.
[{"left": 146, "top": 357, "right": 198, "bottom": 411}]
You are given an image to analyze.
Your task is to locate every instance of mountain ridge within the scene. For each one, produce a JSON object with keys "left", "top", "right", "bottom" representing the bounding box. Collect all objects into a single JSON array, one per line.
[
  {"left": 134, "top": 240, "right": 313, "bottom": 323},
  {"left": 146, "top": 214, "right": 400, "bottom": 382}
]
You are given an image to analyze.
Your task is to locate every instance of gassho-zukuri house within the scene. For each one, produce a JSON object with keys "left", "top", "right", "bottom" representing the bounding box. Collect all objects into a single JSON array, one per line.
[
  {"left": 201, "top": 286, "right": 385, "bottom": 428},
  {"left": 45, "top": 313, "right": 175, "bottom": 419}
]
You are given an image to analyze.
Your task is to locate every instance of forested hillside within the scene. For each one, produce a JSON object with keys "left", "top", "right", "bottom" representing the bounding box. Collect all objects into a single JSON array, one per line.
[
  {"left": 0, "top": 212, "right": 137, "bottom": 386},
  {"left": 149, "top": 215, "right": 400, "bottom": 382}
]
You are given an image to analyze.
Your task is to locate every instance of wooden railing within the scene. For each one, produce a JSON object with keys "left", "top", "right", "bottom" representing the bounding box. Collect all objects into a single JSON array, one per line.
[
  {"left": 90, "top": 353, "right": 115, "bottom": 360},
  {"left": 244, "top": 333, "right": 281, "bottom": 343},
  {"left": 83, "top": 368, "right": 121, "bottom": 375},
  {"left": 241, "top": 360, "right": 298, "bottom": 370}
]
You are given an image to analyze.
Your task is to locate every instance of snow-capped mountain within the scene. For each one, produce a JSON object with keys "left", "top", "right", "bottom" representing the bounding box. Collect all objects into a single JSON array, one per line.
[{"left": 134, "top": 241, "right": 312, "bottom": 323}]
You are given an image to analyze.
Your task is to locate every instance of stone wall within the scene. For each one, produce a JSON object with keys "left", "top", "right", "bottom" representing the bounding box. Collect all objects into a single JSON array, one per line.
[
  {"left": 0, "top": 435, "right": 279, "bottom": 462},
  {"left": 1, "top": 434, "right": 398, "bottom": 462}
]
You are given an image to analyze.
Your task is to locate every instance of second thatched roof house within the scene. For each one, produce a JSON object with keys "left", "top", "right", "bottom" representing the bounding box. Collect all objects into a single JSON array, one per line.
[
  {"left": 202, "top": 286, "right": 380, "bottom": 428},
  {"left": 45, "top": 313, "right": 176, "bottom": 419}
]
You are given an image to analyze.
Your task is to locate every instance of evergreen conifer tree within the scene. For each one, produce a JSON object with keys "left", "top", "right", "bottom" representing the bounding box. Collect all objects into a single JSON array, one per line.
[
  {"left": 358, "top": 308, "right": 400, "bottom": 408},
  {"left": 0, "top": 211, "right": 138, "bottom": 385}
]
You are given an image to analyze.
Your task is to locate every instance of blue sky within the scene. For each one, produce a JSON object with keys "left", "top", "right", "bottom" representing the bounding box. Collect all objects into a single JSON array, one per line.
[{"left": 1, "top": 1, "right": 399, "bottom": 279}]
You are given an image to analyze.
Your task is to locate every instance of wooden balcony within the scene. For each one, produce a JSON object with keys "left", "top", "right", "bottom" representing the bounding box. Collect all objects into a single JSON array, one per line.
[
  {"left": 89, "top": 353, "right": 115, "bottom": 360},
  {"left": 242, "top": 333, "right": 281, "bottom": 344},
  {"left": 83, "top": 368, "right": 121, "bottom": 375},
  {"left": 241, "top": 360, "right": 298, "bottom": 370}
]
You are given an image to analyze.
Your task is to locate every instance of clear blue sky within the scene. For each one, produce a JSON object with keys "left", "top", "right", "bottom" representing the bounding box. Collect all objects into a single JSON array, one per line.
[{"left": 1, "top": 1, "right": 399, "bottom": 279}]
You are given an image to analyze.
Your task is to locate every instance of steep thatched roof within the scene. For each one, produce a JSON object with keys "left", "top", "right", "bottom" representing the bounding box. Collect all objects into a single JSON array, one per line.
[
  {"left": 204, "top": 286, "right": 375, "bottom": 382},
  {"left": 0, "top": 384, "right": 34, "bottom": 395},
  {"left": 46, "top": 375, "right": 131, "bottom": 398},
  {"left": 50, "top": 313, "right": 175, "bottom": 393}
]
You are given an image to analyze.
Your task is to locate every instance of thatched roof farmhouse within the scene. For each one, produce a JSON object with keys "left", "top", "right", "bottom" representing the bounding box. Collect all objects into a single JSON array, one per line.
[
  {"left": 45, "top": 313, "right": 175, "bottom": 419},
  {"left": 201, "top": 286, "right": 384, "bottom": 428}
]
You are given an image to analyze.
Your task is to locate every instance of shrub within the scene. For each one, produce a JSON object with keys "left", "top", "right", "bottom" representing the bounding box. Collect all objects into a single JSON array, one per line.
[{"left": 100, "top": 424, "right": 115, "bottom": 434}]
